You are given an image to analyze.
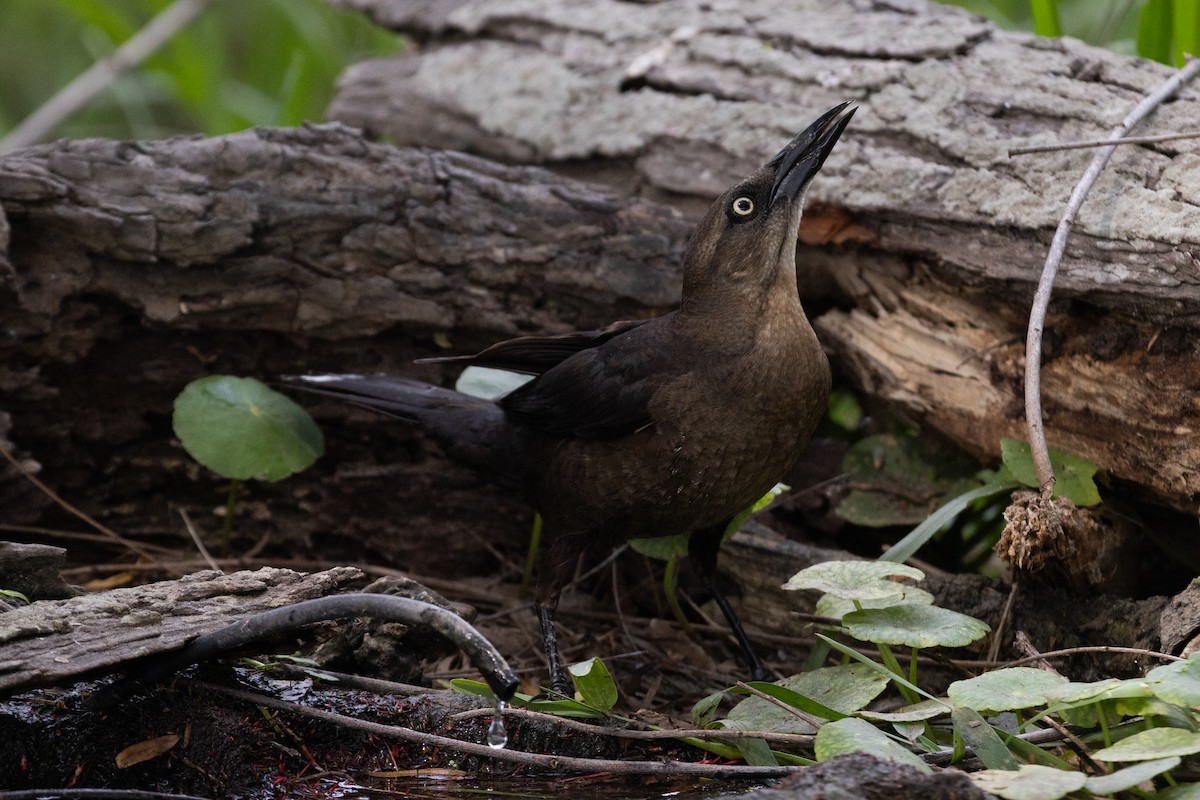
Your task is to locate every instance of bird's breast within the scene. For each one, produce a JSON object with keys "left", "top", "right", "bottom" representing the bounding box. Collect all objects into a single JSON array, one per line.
[{"left": 538, "top": 308, "right": 830, "bottom": 541}]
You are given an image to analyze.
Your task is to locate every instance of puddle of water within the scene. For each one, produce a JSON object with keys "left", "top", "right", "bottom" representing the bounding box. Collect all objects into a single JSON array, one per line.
[{"left": 290, "top": 775, "right": 766, "bottom": 799}]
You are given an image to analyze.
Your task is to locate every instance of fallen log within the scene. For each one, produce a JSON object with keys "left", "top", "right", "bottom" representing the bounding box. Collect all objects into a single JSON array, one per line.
[{"left": 326, "top": 0, "right": 1200, "bottom": 510}]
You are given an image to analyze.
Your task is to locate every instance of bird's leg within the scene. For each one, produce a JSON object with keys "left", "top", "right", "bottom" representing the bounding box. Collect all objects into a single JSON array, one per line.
[
  {"left": 536, "top": 603, "right": 574, "bottom": 696},
  {"left": 688, "top": 522, "right": 774, "bottom": 683}
]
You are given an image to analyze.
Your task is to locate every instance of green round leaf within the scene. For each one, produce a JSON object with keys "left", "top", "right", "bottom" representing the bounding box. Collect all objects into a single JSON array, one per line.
[
  {"left": 970, "top": 765, "right": 1086, "bottom": 800},
  {"left": 567, "top": 657, "right": 618, "bottom": 714},
  {"left": 813, "top": 718, "right": 930, "bottom": 774},
  {"left": 628, "top": 531, "right": 690, "bottom": 560},
  {"left": 1093, "top": 727, "right": 1200, "bottom": 762},
  {"left": 1000, "top": 438, "right": 1101, "bottom": 506},
  {"left": 1147, "top": 655, "right": 1200, "bottom": 707},
  {"left": 782, "top": 561, "right": 924, "bottom": 599},
  {"left": 1085, "top": 756, "right": 1180, "bottom": 795},
  {"left": 173, "top": 375, "right": 323, "bottom": 481},
  {"left": 843, "top": 604, "right": 990, "bottom": 648},
  {"left": 948, "top": 668, "right": 1066, "bottom": 712},
  {"left": 858, "top": 698, "right": 950, "bottom": 723},
  {"left": 1152, "top": 782, "right": 1200, "bottom": 800},
  {"left": 1041, "top": 678, "right": 1129, "bottom": 704},
  {"left": 815, "top": 585, "right": 934, "bottom": 622},
  {"left": 724, "top": 664, "right": 888, "bottom": 734}
]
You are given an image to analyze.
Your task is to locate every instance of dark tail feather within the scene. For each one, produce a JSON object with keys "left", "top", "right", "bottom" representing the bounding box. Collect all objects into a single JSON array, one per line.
[
  {"left": 281, "top": 374, "right": 472, "bottom": 423},
  {"left": 283, "top": 373, "right": 525, "bottom": 488}
]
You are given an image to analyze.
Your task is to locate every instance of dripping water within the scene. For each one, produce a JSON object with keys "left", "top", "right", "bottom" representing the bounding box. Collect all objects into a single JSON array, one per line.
[{"left": 486, "top": 699, "right": 508, "bottom": 749}]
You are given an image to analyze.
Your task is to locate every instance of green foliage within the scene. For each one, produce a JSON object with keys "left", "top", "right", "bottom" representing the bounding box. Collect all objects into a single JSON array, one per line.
[
  {"left": 814, "top": 717, "right": 931, "bottom": 773},
  {"left": 782, "top": 560, "right": 925, "bottom": 599},
  {"left": 837, "top": 434, "right": 981, "bottom": 527},
  {"left": 842, "top": 604, "right": 990, "bottom": 649},
  {"left": 826, "top": 388, "right": 864, "bottom": 432},
  {"left": 722, "top": 666, "right": 882, "bottom": 734},
  {"left": 697, "top": 559, "right": 1200, "bottom": 790},
  {"left": 568, "top": 657, "right": 618, "bottom": 714},
  {"left": 0, "top": 0, "right": 400, "bottom": 142},
  {"left": 998, "top": 437, "right": 1102, "bottom": 506},
  {"left": 936, "top": 0, "right": 1194, "bottom": 66},
  {"left": 0, "top": 589, "right": 31, "bottom": 605},
  {"left": 971, "top": 764, "right": 1087, "bottom": 800},
  {"left": 172, "top": 375, "right": 323, "bottom": 481},
  {"left": 1094, "top": 727, "right": 1200, "bottom": 761},
  {"left": 948, "top": 667, "right": 1069, "bottom": 712},
  {"left": 880, "top": 481, "right": 1017, "bottom": 565},
  {"left": 451, "top": 657, "right": 622, "bottom": 720}
]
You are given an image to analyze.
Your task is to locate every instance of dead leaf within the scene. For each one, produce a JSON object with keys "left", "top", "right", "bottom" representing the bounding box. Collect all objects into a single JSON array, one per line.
[{"left": 115, "top": 734, "right": 179, "bottom": 768}]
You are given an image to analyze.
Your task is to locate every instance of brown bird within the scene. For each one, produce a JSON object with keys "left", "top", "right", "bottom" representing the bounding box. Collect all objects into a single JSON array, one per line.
[{"left": 288, "top": 102, "right": 855, "bottom": 693}]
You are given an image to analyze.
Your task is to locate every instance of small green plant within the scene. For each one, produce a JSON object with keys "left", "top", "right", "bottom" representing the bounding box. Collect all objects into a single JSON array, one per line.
[
  {"left": 453, "top": 656, "right": 620, "bottom": 719},
  {"left": 936, "top": 0, "right": 1196, "bottom": 67},
  {"left": 680, "top": 558, "right": 1200, "bottom": 795},
  {"left": 0, "top": 589, "right": 30, "bottom": 605},
  {"left": 172, "top": 375, "right": 323, "bottom": 554},
  {"left": 628, "top": 483, "right": 789, "bottom": 634},
  {"left": 995, "top": 437, "right": 1102, "bottom": 506}
]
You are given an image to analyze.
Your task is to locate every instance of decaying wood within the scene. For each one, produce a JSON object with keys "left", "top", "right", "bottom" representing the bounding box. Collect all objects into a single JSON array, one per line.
[
  {"left": 326, "top": 0, "right": 1200, "bottom": 510},
  {"left": 0, "top": 565, "right": 363, "bottom": 693}
]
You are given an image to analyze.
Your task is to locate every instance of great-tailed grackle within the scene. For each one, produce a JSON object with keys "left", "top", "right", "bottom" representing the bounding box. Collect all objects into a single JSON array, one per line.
[{"left": 288, "top": 102, "right": 855, "bottom": 693}]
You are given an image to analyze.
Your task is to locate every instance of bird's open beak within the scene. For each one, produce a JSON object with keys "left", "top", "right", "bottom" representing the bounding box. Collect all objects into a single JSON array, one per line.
[{"left": 768, "top": 101, "right": 856, "bottom": 206}]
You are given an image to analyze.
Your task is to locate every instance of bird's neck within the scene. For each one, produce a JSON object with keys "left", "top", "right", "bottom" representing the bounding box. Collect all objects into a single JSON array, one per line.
[{"left": 676, "top": 264, "right": 809, "bottom": 354}]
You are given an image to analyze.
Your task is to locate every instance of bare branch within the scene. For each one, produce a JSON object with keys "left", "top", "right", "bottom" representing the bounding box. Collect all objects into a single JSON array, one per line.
[
  {"left": 0, "top": 0, "right": 212, "bottom": 153},
  {"left": 1023, "top": 56, "right": 1200, "bottom": 493},
  {"left": 1009, "top": 129, "right": 1200, "bottom": 156}
]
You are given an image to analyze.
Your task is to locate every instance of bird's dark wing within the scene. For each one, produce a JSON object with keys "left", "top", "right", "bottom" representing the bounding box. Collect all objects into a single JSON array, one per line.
[
  {"left": 498, "top": 322, "right": 669, "bottom": 440},
  {"left": 416, "top": 319, "right": 650, "bottom": 375}
]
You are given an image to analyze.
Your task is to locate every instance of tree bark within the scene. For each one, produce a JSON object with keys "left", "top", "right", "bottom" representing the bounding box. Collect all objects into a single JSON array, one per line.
[{"left": 326, "top": 0, "right": 1200, "bottom": 510}]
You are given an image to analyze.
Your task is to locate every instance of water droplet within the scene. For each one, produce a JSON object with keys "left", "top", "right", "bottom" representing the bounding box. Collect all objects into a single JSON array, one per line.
[{"left": 486, "top": 700, "right": 508, "bottom": 749}]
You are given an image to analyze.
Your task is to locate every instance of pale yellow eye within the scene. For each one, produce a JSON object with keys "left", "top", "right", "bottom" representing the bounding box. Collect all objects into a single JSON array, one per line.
[{"left": 732, "top": 196, "right": 754, "bottom": 216}]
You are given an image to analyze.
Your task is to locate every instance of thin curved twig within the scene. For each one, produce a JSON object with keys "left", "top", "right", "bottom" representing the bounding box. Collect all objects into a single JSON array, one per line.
[
  {"left": 0, "top": 446, "right": 158, "bottom": 561},
  {"left": 175, "top": 506, "right": 220, "bottom": 572},
  {"left": 449, "top": 705, "right": 816, "bottom": 746},
  {"left": 0, "top": 0, "right": 212, "bottom": 153},
  {"left": 1023, "top": 56, "right": 1200, "bottom": 495},
  {"left": 1009, "top": 129, "right": 1200, "bottom": 156},
  {"left": 1001, "top": 644, "right": 1182, "bottom": 668},
  {"left": 197, "top": 681, "right": 800, "bottom": 778}
]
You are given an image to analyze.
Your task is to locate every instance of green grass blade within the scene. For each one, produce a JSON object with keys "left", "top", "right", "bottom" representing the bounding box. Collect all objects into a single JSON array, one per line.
[
  {"left": 1174, "top": 0, "right": 1198, "bottom": 65},
  {"left": 1029, "top": 0, "right": 1062, "bottom": 36},
  {"left": 880, "top": 482, "right": 1017, "bottom": 564},
  {"left": 1138, "top": 0, "right": 1175, "bottom": 64},
  {"left": 817, "top": 634, "right": 946, "bottom": 704}
]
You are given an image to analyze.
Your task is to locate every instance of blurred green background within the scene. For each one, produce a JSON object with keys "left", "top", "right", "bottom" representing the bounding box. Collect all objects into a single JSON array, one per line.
[
  {"left": 0, "top": 0, "right": 399, "bottom": 144},
  {"left": 0, "top": 0, "right": 1187, "bottom": 147}
]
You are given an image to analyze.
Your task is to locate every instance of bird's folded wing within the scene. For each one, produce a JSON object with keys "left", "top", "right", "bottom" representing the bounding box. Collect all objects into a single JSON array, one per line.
[
  {"left": 416, "top": 319, "right": 650, "bottom": 375},
  {"left": 497, "top": 329, "right": 666, "bottom": 440}
]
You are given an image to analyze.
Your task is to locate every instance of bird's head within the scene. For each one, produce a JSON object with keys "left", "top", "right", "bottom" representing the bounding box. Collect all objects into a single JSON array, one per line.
[{"left": 680, "top": 102, "right": 856, "bottom": 313}]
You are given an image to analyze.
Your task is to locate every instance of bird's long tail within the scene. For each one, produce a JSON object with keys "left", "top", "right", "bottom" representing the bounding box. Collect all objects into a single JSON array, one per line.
[
  {"left": 282, "top": 373, "right": 526, "bottom": 489},
  {"left": 282, "top": 374, "right": 473, "bottom": 423}
]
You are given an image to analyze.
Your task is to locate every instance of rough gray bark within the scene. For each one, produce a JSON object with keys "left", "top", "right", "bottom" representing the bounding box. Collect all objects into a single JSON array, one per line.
[
  {"left": 0, "top": 123, "right": 685, "bottom": 347},
  {"left": 326, "top": 0, "right": 1200, "bottom": 508},
  {"left": 0, "top": 565, "right": 363, "bottom": 693},
  {"left": 328, "top": 0, "right": 1199, "bottom": 314}
]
